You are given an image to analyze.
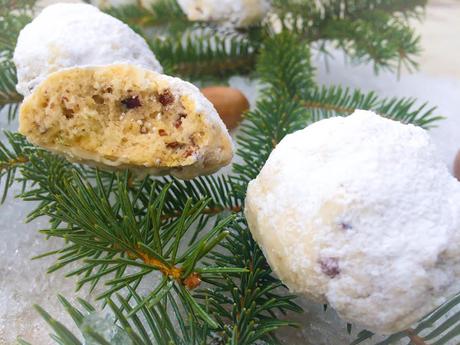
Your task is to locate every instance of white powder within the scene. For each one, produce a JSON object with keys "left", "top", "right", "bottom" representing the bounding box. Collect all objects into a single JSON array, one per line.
[
  {"left": 245, "top": 110, "right": 460, "bottom": 333},
  {"left": 177, "top": 0, "right": 271, "bottom": 27},
  {"left": 13, "top": 3, "right": 163, "bottom": 96}
]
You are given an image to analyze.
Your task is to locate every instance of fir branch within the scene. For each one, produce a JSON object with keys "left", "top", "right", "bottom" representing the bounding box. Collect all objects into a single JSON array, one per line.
[
  {"left": 199, "top": 218, "right": 302, "bottom": 345},
  {"left": 0, "top": 2, "right": 31, "bottom": 120},
  {"left": 351, "top": 293, "right": 460, "bottom": 344},
  {"left": 0, "top": 131, "right": 33, "bottom": 203},
  {"left": 0, "top": 0, "right": 36, "bottom": 17},
  {"left": 234, "top": 32, "right": 314, "bottom": 189},
  {"left": 273, "top": 0, "right": 426, "bottom": 72},
  {"left": 152, "top": 32, "right": 258, "bottom": 80},
  {"left": 11, "top": 147, "right": 251, "bottom": 333},
  {"left": 273, "top": 0, "right": 427, "bottom": 22},
  {"left": 233, "top": 96, "right": 309, "bottom": 193},
  {"left": 104, "top": 4, "right": 157, "bottom": 34},
  {"left": 26, "top": 170, "right": 238, "bottom": 309},
  {"left": 256, "top": 31, "right": 315, "bottom": 99},
  {"left": 304, "top": 85, "right": 443, "bottom": 128},
  {"left": 79, "top": 172, "right": 243, "bottom": 225},
  {"left": 145, "top": 176, "right": 243, "bottom": 231},
  {"left": 393, "top": 292, "right": 460, "bottom": 344},
  {"left": 0, "top": 11, "right": 32, "bottom": 58},
  {"left": 23, "top": 292, "right": 210, "bottom": 345},
  {"left": 317, "top": 14, "right": 421, "bottom": 73},
  {"left": 105, "top": 0, "right": 191, "bottom": 35},
  {"left": 0, "top": 60, "right": 23, "bottom": 120},
  {"left": 222, "top": 31, "right": 313, "bottom": 343}
]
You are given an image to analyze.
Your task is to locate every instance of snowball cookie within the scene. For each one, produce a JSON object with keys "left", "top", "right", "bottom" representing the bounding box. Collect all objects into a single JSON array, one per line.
[
  {"left": 177, "top": 0, "right": 271, "bottom": 27},
  {"left": 18, "top": 64, "right": 233, "bottom": 179},
  {"left": 245, "top": 110, "right": 460, "bottom": 333},
  {"left": 13, "top": 3, "right": 162, "bottom": 96}
]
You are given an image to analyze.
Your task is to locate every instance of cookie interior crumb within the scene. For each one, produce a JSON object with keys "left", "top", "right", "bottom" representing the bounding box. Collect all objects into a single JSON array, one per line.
[{"left": 19, "top": 64, "right": 232, "bottom": 177}]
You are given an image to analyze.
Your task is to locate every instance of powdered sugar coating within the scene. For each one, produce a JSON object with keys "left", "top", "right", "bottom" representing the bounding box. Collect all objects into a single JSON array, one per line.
[
  {"left": 177, "top": 0, "right": 271, "bottom": 27},
  {"left": 13, "top": 3, "right": 162, "bottom": 96},
  {"left": 245, "top": 110, "right": 460, "bottom": 333}
]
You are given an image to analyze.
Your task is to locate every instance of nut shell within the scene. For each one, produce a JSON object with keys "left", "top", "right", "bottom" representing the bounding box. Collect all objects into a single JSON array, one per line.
[{"left": 201, "top": 86, "right": 249, "bottom": 130}]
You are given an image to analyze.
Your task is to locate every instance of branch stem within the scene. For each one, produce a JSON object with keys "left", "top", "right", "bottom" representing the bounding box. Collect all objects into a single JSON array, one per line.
[
  {"left": 116, "top": 244, "right": 202, "bottom": 289},
  {"left": 0, "top": 94, "right": 23, "bottom": 106},
  {"left": 173, "top": 55, "right": 256, "bottom": 77},
  {"left": 302, "top": 100, "right": 354, "bottom": 114},
  {"left": 0, "top": 155, "right": 28, "bottom": 172},
  {"left": 405, "top": 329, "right": 427, "bottom": 345},
  {"left": 161, "top": 205, "right": 242, "bottom": 221}
]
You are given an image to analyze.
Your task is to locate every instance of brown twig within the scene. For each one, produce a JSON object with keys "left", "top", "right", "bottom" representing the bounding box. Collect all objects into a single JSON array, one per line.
[
  {"left": 302, "top": 100, "right": 354, "bottom": 114},
  {"left": 405, "top": 328, "right": 427, "bottom": 345},
  {"left": 0, "top": 156, "right": 29, "bottom": 172},
  {"left": 0, "top": 93, "right": 23, "bottom": 107},
  {"left": 160, "top": 205, "right": 242, "bottom": 221},
  {"left": 174, "top": 55, "right": 256, "bottom": 78},
  {"left": 114, "top": 243, "right": 202, "bottom": 289}
]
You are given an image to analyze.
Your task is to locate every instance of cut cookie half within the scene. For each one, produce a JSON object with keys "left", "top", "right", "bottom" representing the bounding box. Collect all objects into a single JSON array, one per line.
[{"left": 19, "top": 64, "right": 233, "bottom": 179}]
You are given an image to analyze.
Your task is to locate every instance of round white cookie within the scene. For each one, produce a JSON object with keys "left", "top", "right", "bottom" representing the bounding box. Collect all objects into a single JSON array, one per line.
[
  {"left": 13, "top": 3, "right": 162, "bottom": 96},
  {"left": 245, "top": 110, "right": 460, "bottom": 333},
  {"left": 177, "top": 0, "right": 271, "bottom": 27}
]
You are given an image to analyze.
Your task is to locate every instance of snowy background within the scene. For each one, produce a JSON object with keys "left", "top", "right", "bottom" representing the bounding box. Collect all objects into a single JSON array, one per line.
[{"left": 1, "top": 0, "right": 460, "bottom": 344}]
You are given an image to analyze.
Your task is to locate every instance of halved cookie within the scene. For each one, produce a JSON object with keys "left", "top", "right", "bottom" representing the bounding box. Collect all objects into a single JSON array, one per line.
[{"left": 19, "top": 64, "right": 233, "bottom": 179}]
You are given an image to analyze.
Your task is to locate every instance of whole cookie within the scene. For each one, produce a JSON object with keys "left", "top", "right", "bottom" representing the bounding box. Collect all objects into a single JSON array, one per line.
[
  {"left": 245, "top": 110, "right": 460, "bottom": 333},
  {"left": 13, "top": 3, "right": 162, "bottom": 96}
]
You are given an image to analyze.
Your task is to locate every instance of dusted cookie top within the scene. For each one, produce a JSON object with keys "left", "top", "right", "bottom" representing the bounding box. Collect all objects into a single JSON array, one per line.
[
  {"left": 13, "top": 3, "right": 162, "bottom": 96},
  {"left": 245, "top": 110, "right": 460, "bottom": 333},
  {"left": 177, "top": 0, "right": 271, "bottom": 27}
]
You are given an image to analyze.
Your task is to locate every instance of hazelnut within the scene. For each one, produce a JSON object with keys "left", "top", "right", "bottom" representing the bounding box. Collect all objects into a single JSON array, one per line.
[{"left": 201, "top": 86, "right": 249, "bottom": 130}]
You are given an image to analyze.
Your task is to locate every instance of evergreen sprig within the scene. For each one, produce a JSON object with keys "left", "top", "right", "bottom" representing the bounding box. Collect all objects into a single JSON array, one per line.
[
  {"left": 0, "top": 0, "right": 36, "bottom": 14},
  {"left": 232, "top": 32, "right": 313, "bottom": 192},
  {"left": 273, "top": 0, "right": 426, "bottom": 72},
  {"left": 33, "top": 291, "right": 215, "bottom": 345},
  {"left": 305, "top": 85, "right": 442, "bottom": 128},
  {"left": 0, "top": 131, "right": 32, "bottom": 203},
  {"left": 152, "top": 32, "right": 258, "bottom": 81},
  {"left": 15, "top": 152, "right": 242, "bottom": 307},
  {"left": 352, "top": 292, "right": 460, "bottom": 345},
  {"left": 0, "top": 5, "right": 31, "bottom": 120},
  {"left": 106, "top": 0, "right": 191, "bottom": 35},
  {"left": 199, "top": 218, "right": 302, "bottom": 345},
  {"left": 33, "top": 171, "right": 237, "bottom": 303},
  {"left": 0, "top": 59, "right": 22, "bottom": 120}
]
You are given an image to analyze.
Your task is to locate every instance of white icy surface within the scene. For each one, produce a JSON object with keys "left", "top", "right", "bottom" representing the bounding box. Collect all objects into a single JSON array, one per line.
[{"left": 0, "top": 124, "right": 94, "bottom": 344}]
